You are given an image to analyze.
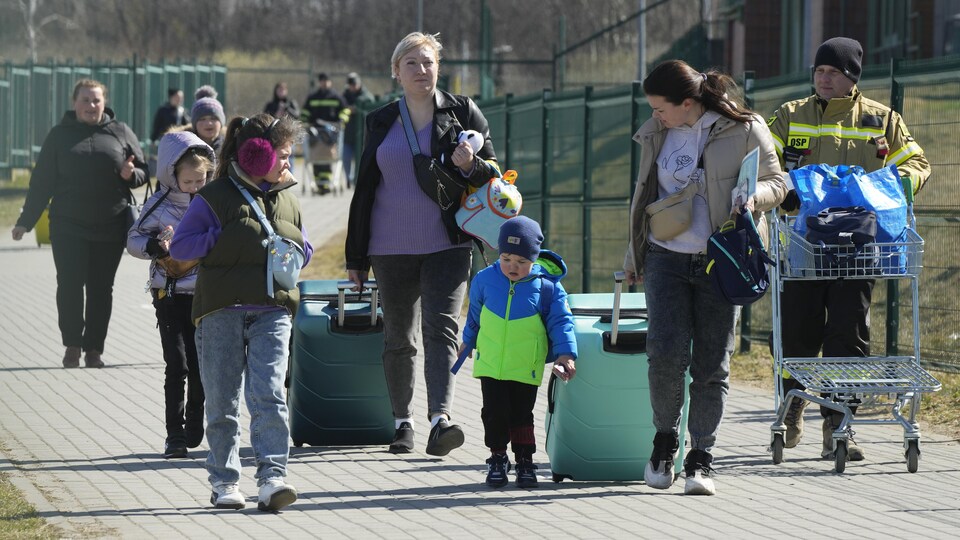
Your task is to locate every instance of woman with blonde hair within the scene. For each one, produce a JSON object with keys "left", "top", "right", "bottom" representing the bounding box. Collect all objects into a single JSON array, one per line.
[{"left": 346, "top": 32, "right": 500, "bottom": 456}]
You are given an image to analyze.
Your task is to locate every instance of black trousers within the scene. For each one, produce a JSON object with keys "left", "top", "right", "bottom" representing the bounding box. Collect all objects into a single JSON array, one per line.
[
  {"left": 153, "top": 290, "right": 204, "bottom": 440},
  {"left": 778, "top": 279, "right": 874, "bottom": 418},
  {"left": 480, "top": 377, "right": 539, "bottom": 460},
  {"left": 50, "top": 232, "right": 125, "bottom": 353}
]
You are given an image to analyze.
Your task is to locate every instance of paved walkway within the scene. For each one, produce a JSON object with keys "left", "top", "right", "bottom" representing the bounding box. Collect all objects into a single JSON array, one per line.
[{"left": 1, "top": 181, "right": 958, "bottom": 539}]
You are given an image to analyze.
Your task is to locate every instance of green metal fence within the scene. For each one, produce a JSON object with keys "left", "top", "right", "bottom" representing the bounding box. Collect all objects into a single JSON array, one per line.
[
  {"left": 0, "top": 59, "right": 227, "bottom": 174},
  {"left": 478, "top": 58, "right": 960, "bottom": 369}
]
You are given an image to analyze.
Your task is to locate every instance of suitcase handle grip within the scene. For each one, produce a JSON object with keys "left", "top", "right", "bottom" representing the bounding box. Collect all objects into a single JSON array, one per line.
[
  {"left": 612, "top": 271, "right": 624, "bottom": 346},
  {"left": 337, "top": 280, "right": 378, "bottom": 327}
]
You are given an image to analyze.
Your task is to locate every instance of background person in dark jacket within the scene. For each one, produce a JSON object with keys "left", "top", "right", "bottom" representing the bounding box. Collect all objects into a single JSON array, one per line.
[
  {"left": 342, "top": 72, "right": 374, "bottom": 188},
  {"left": 11, "top": 79, "right": 149, "bottom": 369},
  {"left": 345, "top": 32, "right": 500, "bottom": 458},
  {"left": 151, "top": 88, "right": 190, "bottom": 142}
]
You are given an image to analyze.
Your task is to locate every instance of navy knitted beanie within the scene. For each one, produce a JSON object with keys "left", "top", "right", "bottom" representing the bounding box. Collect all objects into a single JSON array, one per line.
[
  {"left": 498, "top": 216, "right": 543, "bottom": 262},
  {"left": 815, "top": 37, "right": 863, "bottom": 83}
]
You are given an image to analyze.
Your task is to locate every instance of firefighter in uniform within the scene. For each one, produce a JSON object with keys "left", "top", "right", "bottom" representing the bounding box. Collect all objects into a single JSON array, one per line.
[
  {"left": 768, "top": 37, "right": 931, "bottom": 461},
  {"left": 302, "top": 72, "right": 351, "bottom": 193}
]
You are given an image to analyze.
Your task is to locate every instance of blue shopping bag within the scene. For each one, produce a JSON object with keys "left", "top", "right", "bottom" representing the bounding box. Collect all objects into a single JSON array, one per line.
[{"left": 790, "top": 164, "right": 908, "bottom": 272}]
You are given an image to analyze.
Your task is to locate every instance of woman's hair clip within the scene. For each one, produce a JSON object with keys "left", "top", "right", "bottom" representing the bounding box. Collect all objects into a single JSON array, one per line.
[{"left": 241, "top": 117, "right": 249, "bottom": 127}]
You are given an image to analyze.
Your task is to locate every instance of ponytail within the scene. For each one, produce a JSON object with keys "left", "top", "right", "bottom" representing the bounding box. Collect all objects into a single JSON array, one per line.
[
  {"left": 643, "top": 60, "right": 753, "bottom": 124},
  {"left": 214, "top": 113, "right": 306, "bottom": 179}
]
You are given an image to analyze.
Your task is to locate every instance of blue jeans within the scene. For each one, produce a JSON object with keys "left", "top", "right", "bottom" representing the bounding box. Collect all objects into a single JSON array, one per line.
[
  {"left": 644, "top": 244, "right": 738, "bottom": 454},
  {"left": 195, "top": 308, "right": 292, "bottom": 487},
  {"left": 370, "top": 248, "right": 471, "bottom": 421}
]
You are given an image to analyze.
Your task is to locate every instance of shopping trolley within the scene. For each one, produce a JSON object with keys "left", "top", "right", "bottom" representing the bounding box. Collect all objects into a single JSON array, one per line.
[
  {"left": 304, "top": 119, "right": 346, "bottom": 196},
  {"left": 768, "top": 191, "right": 941, "bottom": 473}
]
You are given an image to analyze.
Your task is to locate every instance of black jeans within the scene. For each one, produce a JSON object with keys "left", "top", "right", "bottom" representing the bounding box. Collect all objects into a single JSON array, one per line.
[
  {"left": 779, "top": 279, "right": 874, "bottom": 418},
  {"left": 50, "top": 233, "right": 125, "bottom": 353},
  {"left": 480, "top": 377, "right": 539, "bottom": 460},
  {"left": 153, "top": 290, "right": 204, "bottom": 440}
]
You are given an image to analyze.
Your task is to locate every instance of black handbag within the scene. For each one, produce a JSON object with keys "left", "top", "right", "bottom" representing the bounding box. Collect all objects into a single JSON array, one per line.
[
  {"left": 805, "top": 206, "right": 879, "bottom": 276},
  {"left": 398, "top": 97, "right": 469, "bottom": 243}
]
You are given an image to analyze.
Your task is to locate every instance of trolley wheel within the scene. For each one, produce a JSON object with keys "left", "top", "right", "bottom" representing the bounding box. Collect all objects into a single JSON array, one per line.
[
  {"left": 772, "top": 433, "right": 785, "bottom": 464},
  {"left": 906, "top": 440, "right": 920, "bottom": 473},
  {"left": 552, "top": 473, "right": 564, "bottom": 483},
  {"left": 834, "top": 439, "right": 847, "bottom": 473}
]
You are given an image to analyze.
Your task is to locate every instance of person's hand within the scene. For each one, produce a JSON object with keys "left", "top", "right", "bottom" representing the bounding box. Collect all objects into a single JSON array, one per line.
[
  {"left": 737, "top": 196, "right": 756, "bottom": 214},
  {"left": 451, "top": 140, "right": 476, "bottom": 174},
  {"left": 553, "top": 355, "right": 576, "bottom": 381},
  {"left": 347, "top": 269, "right": 368, "bottom": 292},
  {"left": 158, "top": 225, "right": 174, "bottom": 251},
  {"left": 119, "top": 155, "right": 136, "bottom": 181},
  {"left": 624, "top": 269, "right": 643, "bottom": 286},
  {"left": 11, "top": 226, "right": 27, "bottom": 241}
]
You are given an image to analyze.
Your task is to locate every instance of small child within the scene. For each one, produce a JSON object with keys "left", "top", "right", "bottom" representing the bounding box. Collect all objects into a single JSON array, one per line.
[
  {"left": 126, "top": 131, "right": 216, "bottom": 459},
  {"left": 459, "top": 216, "right": 578, "bottom": 488}
]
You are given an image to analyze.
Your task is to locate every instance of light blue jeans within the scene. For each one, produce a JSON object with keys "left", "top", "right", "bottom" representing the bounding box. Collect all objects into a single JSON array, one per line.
[
  {"left": 195, "top": 308, "right": 292, "bottom": 487},
  {"left": 644, "top": 244, "right": 739, "bottom": 454},
  {"left": 370, "top": 248, "right": 471, "bottom": 421}
]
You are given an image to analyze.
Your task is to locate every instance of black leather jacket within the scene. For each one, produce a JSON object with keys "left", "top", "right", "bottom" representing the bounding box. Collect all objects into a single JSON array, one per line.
[{"left": 346, "top": 90, "right": 499, "bottom": 271}]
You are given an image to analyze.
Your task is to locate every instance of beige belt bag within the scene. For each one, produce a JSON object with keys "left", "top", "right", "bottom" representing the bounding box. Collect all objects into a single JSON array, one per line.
[{"left": 645, "top": 181, "right": 699, "bottom": 241}]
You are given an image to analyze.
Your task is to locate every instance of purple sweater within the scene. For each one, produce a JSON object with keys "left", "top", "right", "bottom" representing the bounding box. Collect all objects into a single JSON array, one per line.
[
  {"left": 367, "top": 120, "right": 463, "bottom": 256},
  {"left": 170, "top": 181, "right": 313, "bottom": 264}
]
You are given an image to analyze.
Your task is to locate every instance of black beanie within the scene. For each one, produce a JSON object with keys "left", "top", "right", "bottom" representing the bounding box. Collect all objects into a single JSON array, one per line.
[{"left": 815, "top": 37, "right": 863, "bottom": 83}]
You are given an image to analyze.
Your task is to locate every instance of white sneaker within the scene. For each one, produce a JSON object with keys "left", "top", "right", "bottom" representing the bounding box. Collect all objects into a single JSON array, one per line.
[
  {"left": 683, "top": 468, "right": 716, "bottom": 496},
  {"left": 210, "top": 483, "right": 245, "bottom": 509},
  {"left": 643, "top": 459, "right": 676, "bottom": 489},
  {"left": 258, "top": 477, "right": 298, "bottom": 512}
]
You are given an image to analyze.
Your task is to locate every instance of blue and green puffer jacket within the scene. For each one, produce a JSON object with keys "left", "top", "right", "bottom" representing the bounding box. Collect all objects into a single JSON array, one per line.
[{"left": 462, "top": 250, "right": 578, "bottom": 386}]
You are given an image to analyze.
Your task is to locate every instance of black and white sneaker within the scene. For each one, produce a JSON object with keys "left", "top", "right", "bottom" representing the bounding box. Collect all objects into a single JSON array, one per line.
[
  {"left": 683, "top": 449, "right": 716, "bottom": 496},
  {"left": 485, "top": 453, "right": 511, "bottom": 488},
  {"left": 210, "top": 483, "right": 246, "bottom": 509},
  {"left": 389, "top": 422, "right": 415, "bottom": 454},
  {"left": 644, "top": 432, "right": 679, "bottom": 489},
  {"left": 425, "top": 418, "right": 464, "bottom": 457},
  {"left": 515, "top": 459, "right": 539, "bottom": 488}
]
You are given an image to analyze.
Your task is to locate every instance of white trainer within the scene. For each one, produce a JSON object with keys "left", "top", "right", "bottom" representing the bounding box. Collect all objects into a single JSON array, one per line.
[
  {"left": 258, "top": 477, "right": 298, "bottom": 512},
  {"left": 643, "top": 459, "right": 676, "bottom": 489},
  {"left": 210, "top": 483, "right": 245, "bottom": 509},
  {"left": 683, "top": 469, "right": 716, "bottom": 496}
]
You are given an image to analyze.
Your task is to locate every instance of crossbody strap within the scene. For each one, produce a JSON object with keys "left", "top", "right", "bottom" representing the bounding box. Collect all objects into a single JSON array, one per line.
[
  {"left": 398, "top": 97, "right": 424, "bottom": 156},
  {"left": 230, "top": 176, "right": 280, "bottom": 297},
  {"left": 229, "top": 176, "right": 276, "bottom": 237}
]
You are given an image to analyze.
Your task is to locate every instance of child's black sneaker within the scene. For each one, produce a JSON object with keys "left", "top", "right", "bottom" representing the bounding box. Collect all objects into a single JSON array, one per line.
[
  {"left": 515, "top": 459, "right": 539, "bottom": 488},
  {"left": 485, "top": 453, "right": 510, "bottom": 488},
  {"left": 163, "top": 438, "right": 188, "bottom": 459}
]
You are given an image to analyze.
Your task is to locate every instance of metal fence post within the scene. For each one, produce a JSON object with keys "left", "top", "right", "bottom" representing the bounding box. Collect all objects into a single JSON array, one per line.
[{"left": 886, "top": 58, "right": 904, "bottom": 356}]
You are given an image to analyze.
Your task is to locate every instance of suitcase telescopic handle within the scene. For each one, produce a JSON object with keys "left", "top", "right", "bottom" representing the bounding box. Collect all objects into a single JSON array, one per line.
[
  {"left": 336, "top": 280, "right": 378, "bottom": 327},
  {"left": 612, "top": 271, "right": 625, "bottom": 346}
]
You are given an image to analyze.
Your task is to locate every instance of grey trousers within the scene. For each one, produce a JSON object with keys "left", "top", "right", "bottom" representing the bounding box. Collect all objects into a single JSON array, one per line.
[{"left": 370, "top": 248, "right": 471, "bottom": 421}]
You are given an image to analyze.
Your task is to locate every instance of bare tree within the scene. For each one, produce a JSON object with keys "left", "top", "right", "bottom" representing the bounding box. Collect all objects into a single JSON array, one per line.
[{"left": 17, "top": 0, "right": 79, "bottom": 62}]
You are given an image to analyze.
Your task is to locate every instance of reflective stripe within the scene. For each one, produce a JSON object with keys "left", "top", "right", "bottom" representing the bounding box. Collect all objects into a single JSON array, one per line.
[
  {"left": 309, "top": 99, "right": 342, "bottom": 107},
  {"left": 771, "top": 133, "right": 784, "bottom": 154},
  {"left": 788, "top": 122, "right": 883, "bottom": 140},
  {"left": 886, "top": 141, "right": 923, "bottom": 167}
]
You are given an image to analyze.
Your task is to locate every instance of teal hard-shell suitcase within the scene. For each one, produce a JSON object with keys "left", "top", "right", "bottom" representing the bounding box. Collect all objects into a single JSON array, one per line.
[
  {"left": 288, "top": 280, "right": 394, "bottom": 446},
  {"left": 544, "top": 273, "right": 690, "bottom": 482}
]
